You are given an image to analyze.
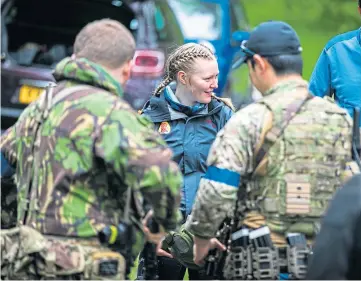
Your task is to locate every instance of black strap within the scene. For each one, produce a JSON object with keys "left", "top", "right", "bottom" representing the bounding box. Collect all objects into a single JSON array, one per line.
[{"left": 232, "top": 178, "right": 248, "bottom": 233}]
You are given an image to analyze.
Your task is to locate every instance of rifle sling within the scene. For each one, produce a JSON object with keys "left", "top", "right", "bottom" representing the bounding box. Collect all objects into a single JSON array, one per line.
[{"left": 254, "top": 91, "right": 313, "bottom": 169}]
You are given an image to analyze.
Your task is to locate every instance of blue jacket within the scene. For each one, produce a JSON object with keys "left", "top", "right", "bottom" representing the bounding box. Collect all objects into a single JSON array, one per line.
[
  {"left": 142, "top": 90, "right": 233, "bottom": 216},
  {"left": 309, "top": 28, "right": 361, "bottom": 125}
]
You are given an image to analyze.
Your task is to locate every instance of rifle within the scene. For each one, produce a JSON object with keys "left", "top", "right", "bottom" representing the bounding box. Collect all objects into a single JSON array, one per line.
[
  {"left": 98, "top": 186, "right": 135, "bottom": 278},
  {"left": 352, "top": 107, "right": 361, "bottom": 169},
  {"left": 142, "top": 216, "right": 159, "bottom": 280},
  {"left": 204, "top": 181, "right": 248, "bottom": 279},
  {"left": 204, "top": 219, "right": 231, "bottom": 279}
]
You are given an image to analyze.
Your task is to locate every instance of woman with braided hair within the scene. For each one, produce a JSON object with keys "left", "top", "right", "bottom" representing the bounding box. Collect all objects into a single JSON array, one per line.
[{"left": 137, "top": 43, "right": 234, "bottom": 280}]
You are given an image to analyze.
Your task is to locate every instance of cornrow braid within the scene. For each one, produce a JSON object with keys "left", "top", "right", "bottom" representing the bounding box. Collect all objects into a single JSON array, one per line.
[
  {"left": 153, "top": 75, "right": 173, "bottom": 96},
  {"left": 198, "top": 43, "right": 213, "bottom": 54},
  {"left": 153, "top": 43, "right": 216, "bottom": 96},
  {"left": 168, "top": 45, "right": 215, "bottom": 74}
]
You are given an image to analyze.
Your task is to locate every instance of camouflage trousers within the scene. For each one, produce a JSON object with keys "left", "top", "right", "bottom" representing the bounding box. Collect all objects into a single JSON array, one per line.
[{"left": 1, "top": 226, "right": 126, "bottom": 280}]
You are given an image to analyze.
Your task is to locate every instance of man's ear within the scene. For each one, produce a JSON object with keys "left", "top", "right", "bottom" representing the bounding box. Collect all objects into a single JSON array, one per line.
[
  {"left": 177, "top": 71, "right": 187, "bottom": 85},
  {"left": 253, "top": 54, "right": 267, "bottom": 73},
  {"left": 121, "top": 60, "right": 132, "bottom": 82}
]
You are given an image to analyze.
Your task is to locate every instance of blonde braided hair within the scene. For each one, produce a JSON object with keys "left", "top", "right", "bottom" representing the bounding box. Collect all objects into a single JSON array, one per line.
[
  {"left": 153, "top": 43, "right": 235, "bottom": 111},
  {"left": 153, "top": 43, "right": 216, "bottom": 96}
]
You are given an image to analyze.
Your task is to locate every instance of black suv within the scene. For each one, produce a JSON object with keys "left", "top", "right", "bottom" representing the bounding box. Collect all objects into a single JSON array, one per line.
[{"left": 1, "top": 0, "right": 184, "bottom": 131}]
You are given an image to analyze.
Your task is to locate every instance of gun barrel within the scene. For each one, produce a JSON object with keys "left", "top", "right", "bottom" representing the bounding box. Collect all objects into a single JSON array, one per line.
[{"left": 143, "top": 217, "right": 159, "bottom": 280}]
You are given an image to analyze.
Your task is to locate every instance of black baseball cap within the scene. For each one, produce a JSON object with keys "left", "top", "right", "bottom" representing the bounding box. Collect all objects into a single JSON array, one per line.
[{"left": 238, "top": 21, "right": 302, "bottom": 65}]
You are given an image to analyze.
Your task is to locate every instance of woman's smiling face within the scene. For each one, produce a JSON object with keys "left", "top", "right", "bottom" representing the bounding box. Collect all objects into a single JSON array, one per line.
[{"left": 184, "top": 58, "right": 219, "bottom": 104}]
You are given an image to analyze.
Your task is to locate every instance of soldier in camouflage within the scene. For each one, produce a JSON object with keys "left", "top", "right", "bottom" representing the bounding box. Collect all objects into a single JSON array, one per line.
[
  {"left": 0, "top": 19, "right": 182, "bottom": 280},
  {"left": 185, "top": 21, "right": 360, "bottom": 279}
]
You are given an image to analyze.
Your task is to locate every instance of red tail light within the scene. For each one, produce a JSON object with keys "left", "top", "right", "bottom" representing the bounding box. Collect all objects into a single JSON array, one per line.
[{"left": 131, "top": 50, "right": 165, "bottom": 77}]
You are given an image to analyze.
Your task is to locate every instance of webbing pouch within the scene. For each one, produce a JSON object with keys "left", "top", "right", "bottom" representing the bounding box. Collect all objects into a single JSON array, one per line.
[
  {"left": 32, "top": 239, "right": 85, "bottom": 278},
  {"left": 163, "top": 226, "right": 201, "bottom": 270},
  {"left": 286, "top": 246, "right": 310, "bottom": 280},
  {"left": 251, "top": 247, "right": 279, "bottom": 280},
  {"left": 223, "top": 246, "right": 252, "bottom": 280}
]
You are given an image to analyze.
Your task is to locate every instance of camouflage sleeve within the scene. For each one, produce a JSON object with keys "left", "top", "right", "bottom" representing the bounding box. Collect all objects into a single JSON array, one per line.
[
  {"left": 94, "top": 104, "right": 182, "bottom": 232},
  {"left": 1, "top": 126, "right": 17, "bottom": 170},
  {"left": 186, "top": 104, "right": 269, "bottom": 239}
]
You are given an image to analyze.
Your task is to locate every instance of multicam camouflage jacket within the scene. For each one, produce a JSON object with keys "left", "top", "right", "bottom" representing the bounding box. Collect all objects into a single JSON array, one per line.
[
  {"left": 186, "top": 79, "right": 359, "bottom": 244},
  {"left": 0, "top": 57, "right": 182, "bottom": 255}
]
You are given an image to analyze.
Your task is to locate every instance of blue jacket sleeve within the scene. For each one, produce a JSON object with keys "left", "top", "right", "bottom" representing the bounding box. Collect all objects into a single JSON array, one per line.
[
  {"left": 1, "top": 152, "right": 15, "bottom": 177},
  {"left": 309, "top": 49, "right": 332, "bottom": 98}
]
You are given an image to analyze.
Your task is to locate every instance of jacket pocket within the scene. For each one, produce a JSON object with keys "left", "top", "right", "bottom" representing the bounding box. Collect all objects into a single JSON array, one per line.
[{"left": 32, "top": 239, "right": 86, "bottom": 278}]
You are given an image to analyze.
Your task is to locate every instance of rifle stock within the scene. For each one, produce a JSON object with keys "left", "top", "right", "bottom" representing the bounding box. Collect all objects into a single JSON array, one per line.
[
  {"left": 142, "top": 217, "right": 159, "bottom": 280},
  {"left": 204, "top": 219, "right": 231, "bottom": 279}
]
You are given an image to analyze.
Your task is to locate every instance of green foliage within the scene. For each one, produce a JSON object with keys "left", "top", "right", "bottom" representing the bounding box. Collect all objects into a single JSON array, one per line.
[
  {"left": 241, "top": 0, "right": 360, "bottom": 78},
  {"left": 242, "top": 0, "right": 359, "bottom": 33},
  {"left": 232, "top": 0, "right": 360, "bottom": 98},
  {"left": 286, "top": 0, "right": 360, "bottom": 33}
]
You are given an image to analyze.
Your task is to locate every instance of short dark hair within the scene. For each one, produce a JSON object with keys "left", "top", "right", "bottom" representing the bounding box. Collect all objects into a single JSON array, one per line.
[
  {"left": 359, "top": 0, "right": 361, "bottom": 7},
  {"left": 266, "top": 54, "right": 303, "bottom": 76}
]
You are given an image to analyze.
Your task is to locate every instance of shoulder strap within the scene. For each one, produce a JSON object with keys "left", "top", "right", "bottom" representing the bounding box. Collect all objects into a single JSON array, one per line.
[
  {"left": 39, "top": 84, "right": 96, "bottom": 111},
  {"left": 123, "top": 185, "right": 132, "bottom": 224},
  {"left": 254, "top": 90, "right": 314, "bottom": 173},
  {"left": 52, "top": 85, "right": 96, "bottom": 105}
]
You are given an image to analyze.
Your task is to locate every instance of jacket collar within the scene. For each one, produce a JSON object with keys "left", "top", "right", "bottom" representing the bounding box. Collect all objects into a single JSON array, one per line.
[
  {"left": 264, "top": 79, "right": 309, "bottom": 97},
  {"left": 53, "top": 57, "right": 123, "bottom": 97},
  {"left": 164, "top": 86, "right": 208, "bottom": 116},
  {"left": 142, "top": 91, "right": 223, "bottom": 123}
]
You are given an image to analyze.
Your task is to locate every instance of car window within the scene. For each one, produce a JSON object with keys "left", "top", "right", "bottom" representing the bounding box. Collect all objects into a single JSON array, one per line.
[
  {"left": 167, "top": 0, "right": 222, "bottom": 41},
  {"left": 4, "top": 0, "right": 135, "bottom": 66},
  {"left": 153, "top": 1, "right": 183, "bottom": 45},
  {"left": 1, "top": 0, "right": 12, "bottom": 58}
]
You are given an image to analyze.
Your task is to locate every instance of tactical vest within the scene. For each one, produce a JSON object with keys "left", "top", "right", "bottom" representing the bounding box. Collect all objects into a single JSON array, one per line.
[{"left": 244, "top": 85, "right": 352, "bottom": 240}]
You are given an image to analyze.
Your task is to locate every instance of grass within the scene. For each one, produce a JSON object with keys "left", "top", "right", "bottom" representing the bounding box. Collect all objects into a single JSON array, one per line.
[
  {"left": 241, "top": 0, "right": 337, "bottom": 72},
  {"left": 231, "top": 0, "right": 338, "bottom": 98}
]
